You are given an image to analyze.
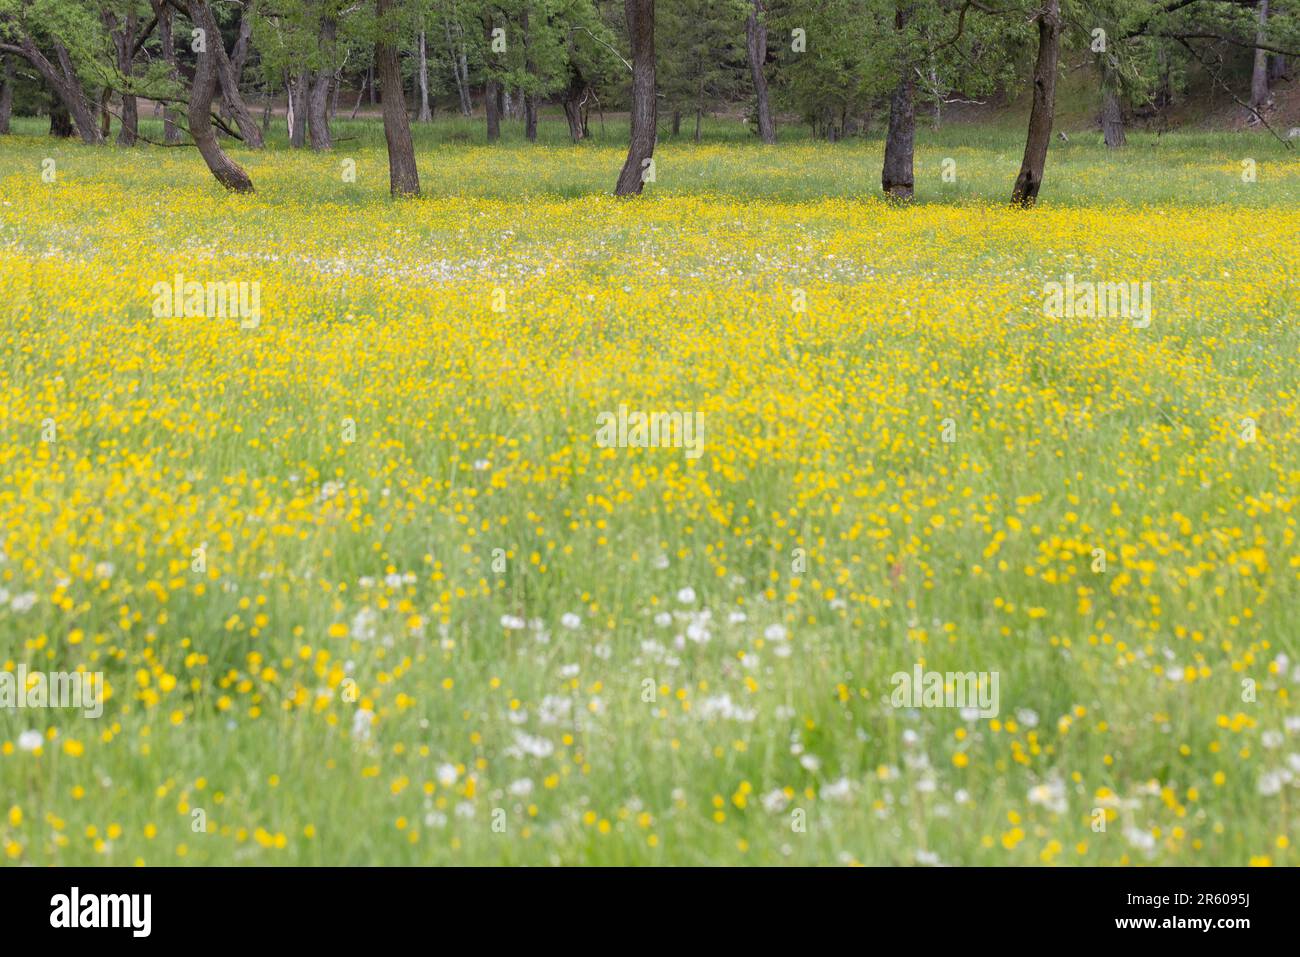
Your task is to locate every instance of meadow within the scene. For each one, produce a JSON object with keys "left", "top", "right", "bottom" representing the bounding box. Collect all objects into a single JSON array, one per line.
[{"left": 0, "top": 118, "right": 1297, "bottom": 865}]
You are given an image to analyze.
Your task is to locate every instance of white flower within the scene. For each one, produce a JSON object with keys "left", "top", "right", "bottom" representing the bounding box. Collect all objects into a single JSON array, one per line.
[
  {"left": 1262, "top": 730, "right": 1284, "bottom": 749},
  {"left": 697, "top": 694, "right": 757, "bottom": 722},
  {"left": 500, "top": 615, "right": 526, "bottom": 630},
  {"left": 508, "top": 778, "right": 534, "bottom": 797},
  {"left": 95, "top": 562, "right": 115, "bottom": 579},
  {"left": 761, "top": 789, "right": 789, "bottom": 813},
  {"left": 799, "top": 754, "right": 821, "bottom": 772},
  {"left": 509, "top": 731, "right": 554, "bottom": 758},
  {"left": 915, "top": 849, "right": 940, "bottom": 866},
  {"left": 560, "top": 613, "right": 581, "bottom": 630},
  {"left": 676, "top": 587, "right": 696, "bottom": 604},
  {"left": 350, "top": 708, "right": 374, "bottom": 741},
  {"left": 436, "top": 763, "right": 459, "bottom": 787},
  {"left": 473, "top": 459, "right": 491, "bottom": 471},
  {"left": 654, "top": 612, "right": 673, "bottom": 627},
  {"left": 351, "top": 607, "right": 378, "bottom": 642},
  {"left": 764, "top": 623, "right": 788, "bottom": 641},
  {"left": 1258, "top": 770, "right": 1285, "bottom": 796},
  {"left": 822, "top": 777, "right": 852, "bottom": 800},
  {"left": 653, "top": 555, "right": 670, "bottom": 570},
  {"left": 384, "top": 573, "right": 404, "bottom": 589},
  {"left": 1015, "top": 708, "right": 1039, "bottom": 728},
  {"left": 10, "top": 592, "right": 37, "bottom": 613},
  {"left": 18, "top": 730, "right": 43, "bottom": 752},
  {"left": 1027, "top": 779, "right": 1067, "bottom": 815},
  {"left": 1124, "top": 827, "right": 1157, "bottom": 853}
]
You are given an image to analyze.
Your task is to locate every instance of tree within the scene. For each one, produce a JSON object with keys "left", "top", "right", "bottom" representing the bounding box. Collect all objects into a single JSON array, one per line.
[
  {"left": 376, "top": 0, "right": 420, "bottom": 194},
  {"left": 1011, "top": 0, "right": 1060, "bottom": 206},
  {"left": 746, "top": 0, "right": 775, "bottom": 142},
  {"left": 658, "top": 0, "right": 747, "bottom": 142},
  {"left": 614, "top": 0, "right": 653, "bottom": 194},
  {"left": 189, "top": 0, "right": 256, "bottom": 189},
  {"left": 0, "top": 1, "right": 106, "bottom": 143},
  {"left": 881, "top": 2, "right": 914, "bottom": 198}
]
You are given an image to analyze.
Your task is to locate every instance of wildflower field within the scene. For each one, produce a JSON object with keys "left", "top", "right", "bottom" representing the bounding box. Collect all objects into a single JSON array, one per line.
[{"left": 1, "top": 122, "right": 1298, "bottom": 865}]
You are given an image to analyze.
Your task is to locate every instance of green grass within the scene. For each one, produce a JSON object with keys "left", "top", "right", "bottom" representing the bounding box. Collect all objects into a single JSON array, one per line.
[{"left": 0, "top": 121, "right": 1296, "bottom": 866}]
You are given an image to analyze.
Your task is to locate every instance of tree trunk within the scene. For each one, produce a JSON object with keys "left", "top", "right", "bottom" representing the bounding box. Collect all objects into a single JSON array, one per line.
[
  {"left": 671, "top": 109, "right": 680, "bottom": 135},
  {"left": 522, "top": 7, "right": 538, "bottom": 141},
  {"left": 417, "top": 30, "right": 432, "bottom": 122},
  {"left": 103, "top": 9, "right": 140, "bottom": 146},
  {"left": 308, "top": 15, "right": 337, "bottom": 149},
  {"left": 1099, "top": 56, "right": 1125, "bottom": 148},
  {"left": 10, "top": 37, "right": 105, "bottom": 143},
  {"left": 288, "top": 71, "right": 308, "bottom": 147},
  {"left": 50, "top": 100, "right": 74, "bottom": 137},
  {"left": 882, "top": 6, "right": 915, "bottom": 199},
  {"left": 1251, "top": 0, "right": 1271, "bottom": 111},
  {"left": 614, "top": 0, "right": 656, "bottom": 196},
  {"left": 1010, "top": 0, "right": 1060, "bottom": 207},
  {"left": 151, "top": 0, "right": 183, "bottom": 143},
  {"left": 457, "top": 50, "right": 472, "bottom": 115},
  {"left": 745, "top": 0, "right": 775, "bottom": 144},
  {"left": 881, "top": 75, "right": 915, "bottom": 198},
  {"left": 205, "top": 1, "right": 264, "bottom": 148},
  {"left": 486, "top": 80, "right": 501, "bottom": 141},
  {"left": 561, "top": 69, "right": 586, "bottom": 142},
  {"left": 376, "top": 0, "right": 420, "bottom": 196},
  {"left": 525, "top": 96, "right": 538, "bottom": 141},
  {"left": 187, "top": 0, "right": 255, "bottom": 191},
  {"left": 0, "top": 55, "right": 12, "bottom": 135}
]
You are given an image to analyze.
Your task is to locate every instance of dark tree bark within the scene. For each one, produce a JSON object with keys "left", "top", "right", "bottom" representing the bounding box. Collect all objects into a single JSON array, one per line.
[
  {"left": 376, "top": 0, "right": 420, "bottom": 196},
  {"left": 1011, "top": 0, "right": 1060, "bottom": 207},
  {"left": 308, "top": 14, "right": 337, "bottom": 149},
  {"left": 525, "top": 95, "right": 538, "bottom": 140},
  {"left": 745, "top": 0, "right": 775, "bottom": 144},
  {"left": 1251, "top": 0, "right": 1271, "bottom": 110},
  {"left": 560, "top": 68, "right": 587, "bottom": 143},
  {"left": 104, "top": 8, "right": 140, "bottom": 146},
  {"left": 188, "top": 0, "right": 255, "bottom": 191},
  {"left": 522, "top": 6, "right": 538, "bottom": 141},
  {"left": 671, "top": 109, "right": 680, "bottom": 135},
  {"left": 0, "top": 55, "right": 12, "bottom": 134},
  {"left": 1, "top": 37, "right": 103, "bottom": 143},
  {"left": 486, "top": 79, "right": 501, "bottom": 141},
  {"left": 882, "top": 6, "right": 914, "bottom": 199},
  {"left": 1099, "top": 56, "right": 1125, "bottom": 148},
  {"left": 150, "top": 0, "right": 183, "bottom": 143},
  {"left": 614, "top": 0, "right": 655, "bottom": 196},
  {"left": 203, "top": 0, "right": 264, "bottom": 148},
  {"left": 288, "top": 71, "right": 308, "bottom": 146},
  {"left": 50, "top": 100, "right": 74, "bottom": 137}
]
